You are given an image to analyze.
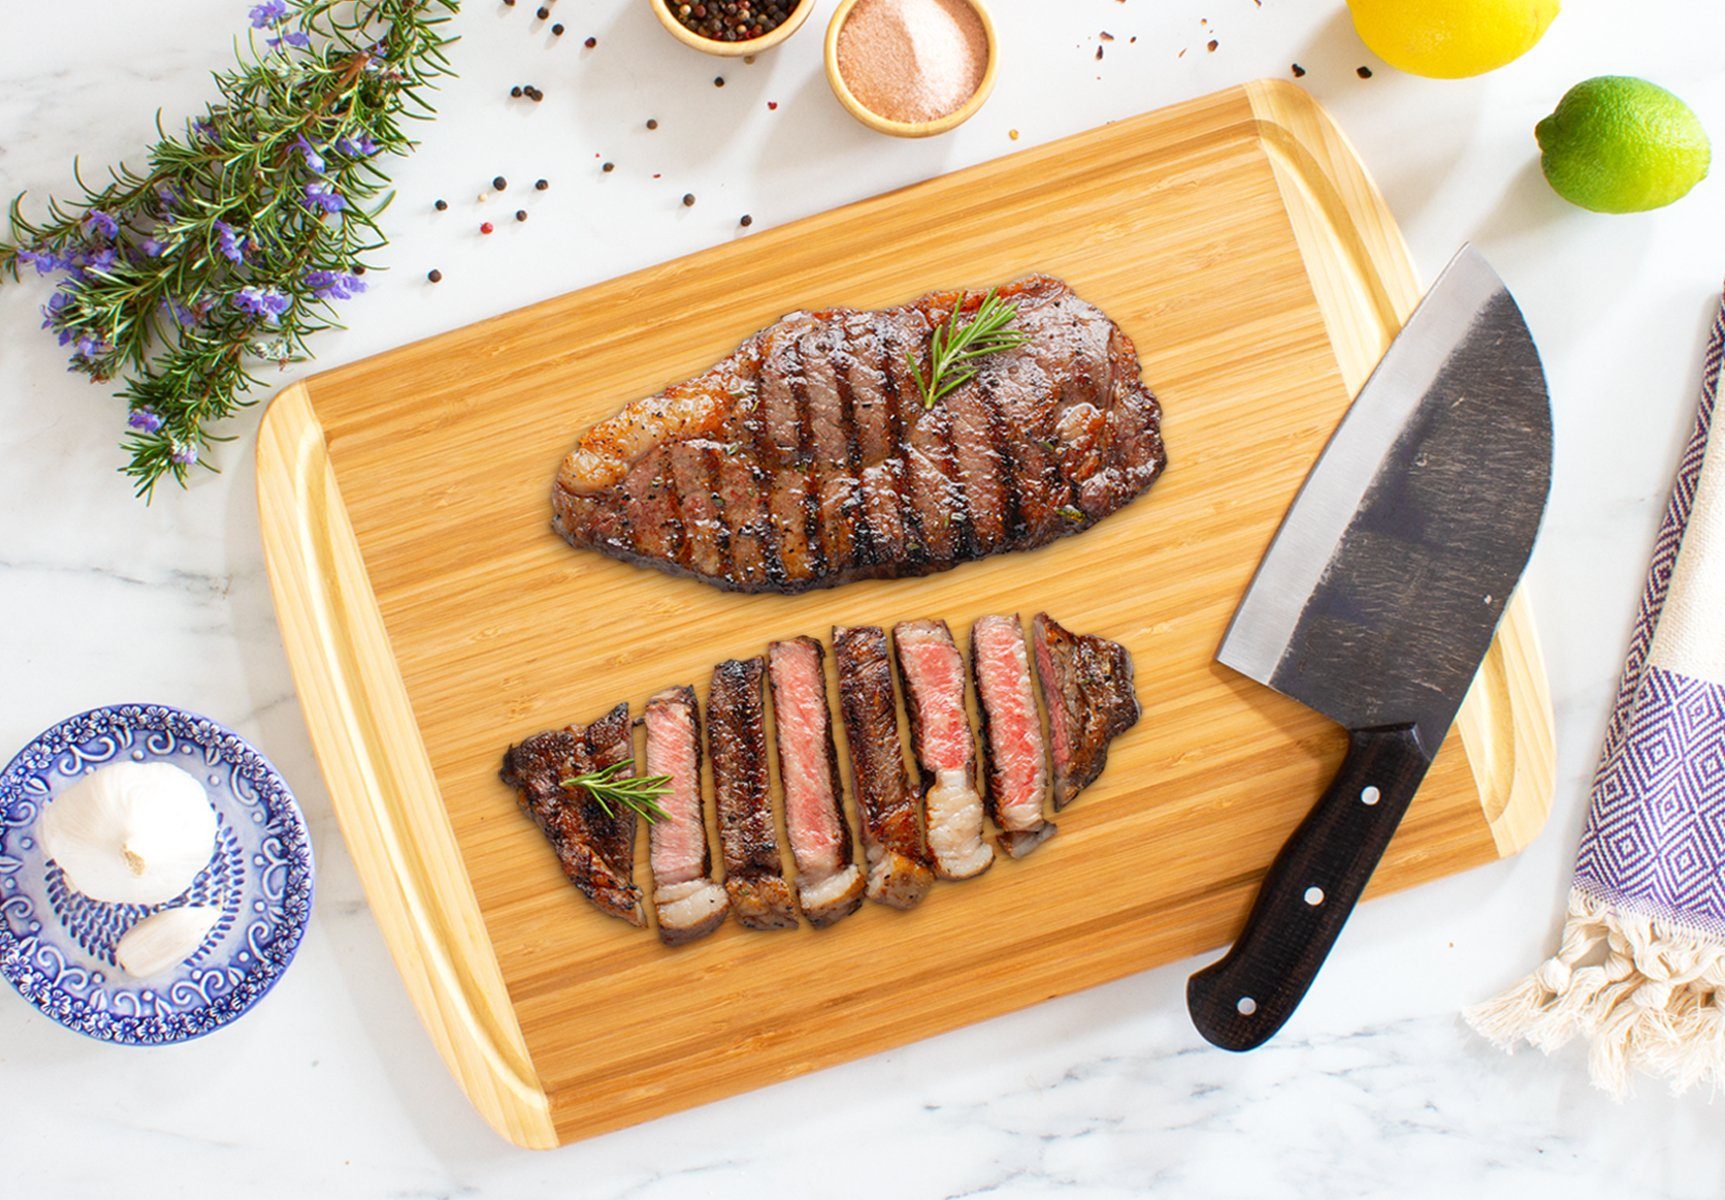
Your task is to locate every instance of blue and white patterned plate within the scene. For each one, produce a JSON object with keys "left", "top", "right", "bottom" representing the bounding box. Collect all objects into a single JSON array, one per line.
[{"left": 0, "top": 703, "right": 314, "bottom": 1045}]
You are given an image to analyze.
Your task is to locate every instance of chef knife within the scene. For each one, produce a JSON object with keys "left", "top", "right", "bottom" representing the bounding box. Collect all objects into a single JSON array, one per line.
[{"left": 1186, "top": 245, "right": 1552, "bottom": 1052}]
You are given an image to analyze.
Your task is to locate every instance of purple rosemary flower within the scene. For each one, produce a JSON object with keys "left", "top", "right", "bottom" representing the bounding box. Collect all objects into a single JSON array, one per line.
[
  {"left": 128, "top": 408, "right": 164, "bottom": 434},
  {"left": 74, "top": 247, "right": 119, "bottom": 278},
  {"left": 233, "top": 286, "right": 290, "bottom": 321},
  {"left": 294, "top": 135, "right": 327, "bottom": 174},
  {"left": 302, "top": 181, "right": 345, "bottom": 214},
  {"left": 159, "top": 297, "right": 199, "bottom": 328},
  {"left": 71, "top": 333, "right": 109, "bottom": 360},
  {"left": 83, "top": 210, "right": 119, "bottom": 240},
  {"left": 41, "top": 289, "right": 73, "bottom": 331},
  {"left": 192, "top": 117, "right": 219, "bottom": 142},
  {"left": 335, "top": 134, "right": 379, "bottom": 158},
  {"left": 214, "top": 220, "right": 247, "bottom": 263},
  {"left": 16, "top": 247, "right": 67, "bottom": 275},
  {"left": 171, "top": 442, "right": 199, "bottom": 467},
  {"left": 138, "top": 237, "right": 165, "bottom": 258},
  {"left": 249, "top": 0, "right": 289, "bottom": 26},
  {"left": 156, "top": 184, "right": 181, "bottom": 212},
  {"left": 304, "top": 270, "right": 366, "bottom": 302},
  {"left": 269, "top": 30, "right": 313, "bottom": 51}
]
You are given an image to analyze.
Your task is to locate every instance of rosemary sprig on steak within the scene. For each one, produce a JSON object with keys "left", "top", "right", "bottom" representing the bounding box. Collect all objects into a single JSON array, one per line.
[
  {"left": 562, "top": 759, "right": 671, "bottom": 823},
  {"left": 908, "top": 288, "right": 1032, "bottom": 407}
]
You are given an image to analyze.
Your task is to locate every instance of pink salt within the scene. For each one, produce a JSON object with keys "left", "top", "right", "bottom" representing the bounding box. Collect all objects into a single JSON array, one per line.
[{"left": 836, "top": 0, "right": 988, "bottom": 125}]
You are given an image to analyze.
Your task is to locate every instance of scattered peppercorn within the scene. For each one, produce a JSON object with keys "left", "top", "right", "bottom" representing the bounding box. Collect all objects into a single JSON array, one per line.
[
  {"left": 1291, "top": 63, "right": 1306, "bottom": 78},
  {"left": 740, "top": 214, "right": 753, "bottom": 227},
  {"left": 516, "top": 209, "right": 529, "bottom": 222},
  {"left": 428, "top": 269, "right": 443, "bottom": 283},
  {"left": 584, "top": 36, "right": 597, "bottom": 48},
  {"left": 528, "top": 87, "right": 545, "bottom": 102},
  {"left": 1207, "top": 39, "right": 1219, "bottom": 52},
  {"left": 714, "top": 76, "right": 726, "bottom": 87},
  {"left": 511, "top": 85, "right": 523, "bottom": 97},
  {"left": 1357, "top": 65, "right": 1374, "bottom": 78},
  {"left": 552, "top": 23, "right": 565, "bottom": 36},
  {"left": 667, "top": 0, "right": 800, "bottom": 42},
  {"left": 535, "top": 6, "right": 548, "bottom": 18},
  {"left": 434, "top": 198, "right": 448, "bottom": 211},
  {"left": 646, "top": 118, "right": 659, "bottom": 130},
  {"left": 480, "top": 222, "right": 495, "bottom": 235},
  {"left": 1095, "top": 46, "right": 1104, "bottom": 61},
  {"left": 535, "top": 178, "right": 549, "bottom": 190},
  {"left": 683, "top": 193, "right": 696, "bottom": 207},
  {"left": 602, "top": 162, "right": 615, "bottom": 172},
  {"left": 493, "top": 176, "right": 508, "bottom": 191}
]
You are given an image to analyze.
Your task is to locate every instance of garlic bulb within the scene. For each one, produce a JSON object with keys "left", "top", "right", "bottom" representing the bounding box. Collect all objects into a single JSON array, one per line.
[
  {"left": 37, "top": 762, "right": 218, "bottom": 905},
  {"left": 115, "top": 906, "right": 222, "bottom": 977}
]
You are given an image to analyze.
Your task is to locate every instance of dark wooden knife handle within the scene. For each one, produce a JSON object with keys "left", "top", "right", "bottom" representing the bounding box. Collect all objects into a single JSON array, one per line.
[{"left": 1186, "top": 725, "right": 1434, "bottom": 1051}]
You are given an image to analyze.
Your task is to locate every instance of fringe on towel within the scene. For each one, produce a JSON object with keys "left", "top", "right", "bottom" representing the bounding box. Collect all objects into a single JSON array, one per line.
[{"left": 1465, "top": 888, "right": 1725, "bottom": 1099}]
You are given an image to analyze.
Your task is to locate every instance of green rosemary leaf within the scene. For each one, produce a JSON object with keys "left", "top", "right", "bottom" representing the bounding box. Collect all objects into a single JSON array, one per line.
[
  {"left": 909, "top": 288, "right": 1033, "bottom": 408},
  {"left": 560, "top": 759, "right": 672, "bottom": 824}
]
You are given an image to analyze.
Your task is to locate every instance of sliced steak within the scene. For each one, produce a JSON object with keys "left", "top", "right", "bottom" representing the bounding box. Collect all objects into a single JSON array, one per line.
[
  {"left": 768, "top": 638, "right": 866, "bottom": 927},
  {"left": 553, "top": 275, "right": 1167, "bottom": 594},
  {"left": 642, "top": 686, "right": 728, "bottom": 945},
  {"left": 708, "top": 657, "right": 799, "bottom": 930},
  {"left": 832, "top": 625, "right": 935, "bottom": 909},
  {"left": 1031, "top": 613, "right": 1140, "bottom": 809},
  {"left": 970, "top": 615, "right": 1057, "bottom": 857},
  {"left": 893, "top": 620, "right": 994, "bottom": 881},
  {"left": 500, "top": 703, "right": 644, "bottom": 927}
]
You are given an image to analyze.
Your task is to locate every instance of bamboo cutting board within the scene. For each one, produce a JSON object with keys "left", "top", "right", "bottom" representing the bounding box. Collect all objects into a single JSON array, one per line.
[{"left": 257, "top": 82, "right": 1554, "bottom": 1149}]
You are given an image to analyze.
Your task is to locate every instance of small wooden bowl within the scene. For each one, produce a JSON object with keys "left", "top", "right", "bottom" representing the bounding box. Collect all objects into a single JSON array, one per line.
[
  {"left": 648, "top": 0, "right": 816, "bottom": 57},
  {"left": 824, "top": 0, "right": 998, "bottom": 137}
]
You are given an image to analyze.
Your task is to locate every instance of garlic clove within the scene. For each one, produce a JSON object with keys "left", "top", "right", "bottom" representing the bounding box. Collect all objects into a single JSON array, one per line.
[
  {"left": 115, "top": 906, "right": 223, "bottom": 977},
  {"left": 37, "top": 761, "right": 218, "bottom": 905}
]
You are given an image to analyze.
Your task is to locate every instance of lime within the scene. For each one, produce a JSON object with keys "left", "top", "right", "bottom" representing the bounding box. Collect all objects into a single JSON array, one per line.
[
  {"left": 1537, "top": 77, "right": 1711, "bottom": 213},
  {"left": 1348, "top": 0, "right": 1560, "bottom": 79}
]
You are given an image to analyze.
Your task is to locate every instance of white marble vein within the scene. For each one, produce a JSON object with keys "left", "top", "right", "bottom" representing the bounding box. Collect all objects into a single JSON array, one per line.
[{"left": 2, "top": 1, "right": 1724, "bottom": 1195}]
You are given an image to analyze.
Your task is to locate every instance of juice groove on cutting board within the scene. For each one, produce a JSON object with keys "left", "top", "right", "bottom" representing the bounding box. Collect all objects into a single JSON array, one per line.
[{"left": 257, "top": 81, "right": 1554, "bottom": 1148}]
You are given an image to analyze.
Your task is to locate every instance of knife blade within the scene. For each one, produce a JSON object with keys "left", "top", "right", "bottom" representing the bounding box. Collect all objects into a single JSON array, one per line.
[{"left": 1186, "top": 245, "right": 1552, "bottom": 1052}]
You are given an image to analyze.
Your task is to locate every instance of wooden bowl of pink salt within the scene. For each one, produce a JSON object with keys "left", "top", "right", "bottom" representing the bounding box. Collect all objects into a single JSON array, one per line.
[{"left": 825, "top": 0, "right": 998, "bottom": 137}]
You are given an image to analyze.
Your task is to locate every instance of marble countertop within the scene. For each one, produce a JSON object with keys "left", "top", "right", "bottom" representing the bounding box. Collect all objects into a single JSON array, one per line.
[{"left": 2, "top": 1, "right": 1723, "bottom": 1195}]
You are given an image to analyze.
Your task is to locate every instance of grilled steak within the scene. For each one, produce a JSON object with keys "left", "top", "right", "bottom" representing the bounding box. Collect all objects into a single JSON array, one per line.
[
  {"left": 833, "top": 626, "right": 935, "bottom": 909},
  {"left": 970, "top": 615, "right": 1057, "bottom": 858},
  {"left": 708, "top": 658, "right": 799, "bottom": 930},
  {"left": 768, "top": 638, "right": 866, "bottom": 927},
  {"left": 642, "top": 687, "right": 729, "bottom": 945},
  {"left": 552, "top": 275, "right": 1167, "bottom": 594},
  {"left": 893, "top": 620, "right": 994, "bottom": 881},
  {"left": 1031, "top": 613, "right": 1140, "bottom": 809},
  {"left": 500, "top": 704, "right": 644, "bottom": 927}
]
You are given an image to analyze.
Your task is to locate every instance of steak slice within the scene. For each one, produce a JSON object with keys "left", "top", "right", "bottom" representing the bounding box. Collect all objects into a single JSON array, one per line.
[
  {"left": 500, "top": 703, "right": 644, "bottom": 927},
  {"left": 893, "top": 620, "right": 994, "bottom": 881},
  {"left": 553, "top": 275, "right": 1167, "bottom": 594},
  {"left": 969, "top": 615, "right": 1057, "bottom": 858},
  {"left": 1031, "top": 613, "right": 1140, "bottom": 810},
  {"left": 708, "top": 657, "right": 799, "bottom": 930},
  {"left": 642, "top": 686, "right": 729, "bottom": 945},
  {"left": 833, "top": 625, "right": 935, "bottom": 909},
  {"left": 768, "top": 638, "right": 866, "bottom": 927}
]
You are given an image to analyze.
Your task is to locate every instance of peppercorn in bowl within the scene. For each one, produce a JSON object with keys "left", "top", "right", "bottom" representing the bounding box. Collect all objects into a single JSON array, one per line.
[{"left": 651, "top": 0, "right": 813, "bottom": 57}]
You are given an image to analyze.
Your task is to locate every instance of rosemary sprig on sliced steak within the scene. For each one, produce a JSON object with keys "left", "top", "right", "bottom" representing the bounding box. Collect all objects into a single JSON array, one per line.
[
  {"left": 908, "top": 288, "right": 1032, "bottom": 407},
  {"left": 562, "top": 759, "right": 671, "bottom": 823}
]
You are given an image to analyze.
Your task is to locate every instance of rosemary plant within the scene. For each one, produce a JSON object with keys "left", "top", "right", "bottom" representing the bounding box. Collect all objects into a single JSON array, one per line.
[
  {"left": 908, "top": 288, "right": 1032, "bottom": 407},
  {"left": 0, "top": 0, "right": 459, "bottom": 498},
  {"left": 561, "top": 760, "right": 672, "bottom": 824}
]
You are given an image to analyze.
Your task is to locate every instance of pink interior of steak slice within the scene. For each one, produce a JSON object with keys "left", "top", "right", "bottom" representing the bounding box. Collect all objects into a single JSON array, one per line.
[
  {"left": 895, "top": 623, "right": 973, "bottom": 773},
  {"left": 768, "top": 640, "right": 849, "bottom": 879},
  {"left": 972, "top": 615, "right": 1052, "bottom": 838},
  {"left": 643, "top": 688, "right": 708, "bottom": 888}
]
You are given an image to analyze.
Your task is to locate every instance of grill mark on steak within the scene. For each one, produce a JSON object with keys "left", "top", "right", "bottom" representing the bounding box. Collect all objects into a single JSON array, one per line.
[
  {"left": 971, "top": 616, "right": 1057, "bottom": 858},
  {"left": 499, "top": 704, "right": 645, "bottom": 927},
  {"left": 894, "top": 620, "right": 994, "bottom": 881},
  {"left": 769, "top": 637, "right": 866, "bottom": 928},
  {"left": 1031, "top": 613, "right": 1141, "bottom": 810},
  {"left": 708, "top": 657, "right": 800, "bottom": 930},
  {"left": 553, "top": 276, "right": 1165, "bottom": 594},
  {"left": 643, "top": 687, "right": 729, "bottom": 945},
  {"left": 833, "top": 625, "right": 935, "bottom": 909}
]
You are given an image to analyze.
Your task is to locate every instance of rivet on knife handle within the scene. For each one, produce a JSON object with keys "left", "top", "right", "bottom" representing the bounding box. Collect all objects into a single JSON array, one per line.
[{"left": 1186, "top": 725, "right": 1434, "bottom": 1051}]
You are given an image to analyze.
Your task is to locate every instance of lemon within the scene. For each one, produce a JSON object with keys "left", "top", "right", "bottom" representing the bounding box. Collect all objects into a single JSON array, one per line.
[
  {"left": 1537, "top": 77, "right": 1711, "bottom": 213},
  {"left": 1347, "top": 0, "right": 1560, "bottom": 79}
]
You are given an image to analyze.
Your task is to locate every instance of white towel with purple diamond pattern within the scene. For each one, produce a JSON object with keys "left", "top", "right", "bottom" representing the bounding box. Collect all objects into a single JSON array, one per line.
[{"left": 1467, "top": 291, "right": 1725, "bottom": 1097}]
